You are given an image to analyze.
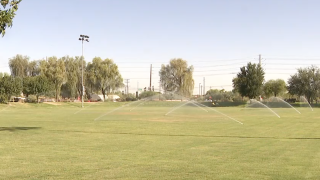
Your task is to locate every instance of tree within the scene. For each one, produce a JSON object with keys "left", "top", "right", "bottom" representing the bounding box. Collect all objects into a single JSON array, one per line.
[
  {"left": 86, "top": 57, "right": 123, "bottom": 100},
  {"left": 28, "top": 60, "right": 40, "bottom": 76},
  {"left": 0, "top": 0, "right": 22, "bottom": 36},
  {"left": 159, "top": 58, "right": 194, "bottom": 97},
  {"left": 40, "top": 56, "right": 66, "bottom": 101},
  {"left": 75, "top": 56, "right": 85, "bottom": 99},
  {"left": 8, "top": 54, "right": 29, "bottom": 78},
  {"left": 22, "top": 75, "right": 52, "bottom": 102},
  {"left": 33, "top": 75, "right": 52, "bottom": 102},
  {"left": 62, "top": 56, "right": 79, "bottom": 99},
  {"left": 0, "top": 74, "right": 22, "bottom": 103},
  {"left": 287, "top": 65, "right": 320, "bottom": 104},
  {"left": 22, "top": 76, "right": 32, "bottom": 97},
  {"left": 263, "top": 79, "right": 287, "bottom": 98},
  {"left": 232, "top": 62, "right": 265, "bottom": 99}
]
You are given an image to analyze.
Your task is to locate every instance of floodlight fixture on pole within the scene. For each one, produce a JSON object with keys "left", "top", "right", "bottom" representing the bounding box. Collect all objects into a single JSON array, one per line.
[{"left": 79, "top": 34, "right": 89, "bottom": 108}]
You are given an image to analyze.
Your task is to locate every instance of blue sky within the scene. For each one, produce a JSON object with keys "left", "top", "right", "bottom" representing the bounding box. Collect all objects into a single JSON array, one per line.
[{"left": 1, "top": 0, "right": 320, "bottom": 93}]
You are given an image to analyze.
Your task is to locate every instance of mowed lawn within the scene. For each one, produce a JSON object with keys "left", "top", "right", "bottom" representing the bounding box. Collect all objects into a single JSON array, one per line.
[{"left": 0, "top": 101, "right": 320, "bottom": 179}]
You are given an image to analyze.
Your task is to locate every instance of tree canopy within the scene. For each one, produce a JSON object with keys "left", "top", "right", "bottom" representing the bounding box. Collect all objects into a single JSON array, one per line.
[
  {"left": 0, "top": 0, "right": 22, "bottom": 36},
  {"left": 159, "top": 58, "right": 194, "bottom": 97},
  {"left": 232, "top": 62, "right": 265, "bottom": 99},
  {"left": 0, "top": 74, "right": 22, "bottom": 103},
  {"left": 287, "top": 65, "right": 320, "bottom": 103},
  {"left": 86, "top": 57, "right": 124, "bottom": 100},
  {"left": 263, "top": 79, "right": 287, "bottom": 98},
  {"left": 40, "top": 56, "right": 66, "bottom": 101}
]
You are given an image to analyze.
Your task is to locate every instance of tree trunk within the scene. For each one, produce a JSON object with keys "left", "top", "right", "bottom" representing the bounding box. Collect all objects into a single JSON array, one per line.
[
  {"left": 102, "top": 88, "right": 105, "bottom": 101},
  {"left": 36, "top": 95, "right": 39, "bottom": 103},
  {"left": 56, "top": 88, "right": 58, "bottom": 102}
]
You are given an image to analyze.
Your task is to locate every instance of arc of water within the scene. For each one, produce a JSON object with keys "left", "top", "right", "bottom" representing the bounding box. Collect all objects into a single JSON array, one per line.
[
  {"left": 94, "top": 100, "right": 142, "bottom": 121},
  {"left": 190, "top": 101, "right": 208, "bottom": 112},
  {"left": 193, "top": 102, "right": 243, "bottom": 125},
  {"left": 275, "top": 97, "right": 301, "bottom": 114},
  {"left": 251, "top": 99, "right": 280, "bottom": 118},
  {"left": 301, "top": 96, "right": 314, "bottom": 111},
  {"left": 130, "top": 102, "right": 145, "bottom": 111},
  {"left": 129, "top": 96, "right": 157, "bottom": 111},
  {"left": 74, "top": 103, "right": 97, "bottom": 114},
  {"left": 165, "top": 101, "right": 191, "bottom": 116}
]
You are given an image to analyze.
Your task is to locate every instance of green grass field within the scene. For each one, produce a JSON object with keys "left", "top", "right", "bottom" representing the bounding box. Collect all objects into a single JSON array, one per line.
[{"left": 0, "top": 101, "right": 319, "bottom": 179}]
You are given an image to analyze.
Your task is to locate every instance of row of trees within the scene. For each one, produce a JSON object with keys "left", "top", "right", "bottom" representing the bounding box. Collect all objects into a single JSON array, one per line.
[
  {"left": 1, "top": 56, "right": 197, "bottom": 103},
  {"left": 232, "top": 62, "right": 320, "bottom": 103},
  {"left": 0, "top": 54, "right": 124, "bottom": 103}
]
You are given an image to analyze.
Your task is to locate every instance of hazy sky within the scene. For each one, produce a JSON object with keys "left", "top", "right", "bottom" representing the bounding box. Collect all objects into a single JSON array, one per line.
[{"left": 1, "top": 0, "right": 320, "bottom": 93}]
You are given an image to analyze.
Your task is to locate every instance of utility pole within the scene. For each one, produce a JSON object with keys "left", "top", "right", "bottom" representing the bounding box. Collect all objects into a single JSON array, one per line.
[
  {"left": 124, "top": 79, "right": 130, "bottom": 94},
  {"left": 200, "top": 85, "right": 202, "bottom": 96},
  {"left": 203, "top": 77, "right": 205, "bottom": 96},
  {"left": 150, "top": 64, "right": 152, "bottom": 91},
  {"left": 159, "top": 80, "right": 161, "bottom": 100},
  {"left": 259, "top": 54, "right": 262, "bottom": 66},
  {"left": 199, "top": 83, "right": 201, "bottom": 96},
  {"left": 78, "top": 34, "right": 89, "bottom": 108}
]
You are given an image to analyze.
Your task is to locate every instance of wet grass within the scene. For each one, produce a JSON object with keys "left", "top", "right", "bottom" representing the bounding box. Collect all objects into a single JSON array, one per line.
[{"left": 0, "top": 102, "right": 319, "bottom": 179}]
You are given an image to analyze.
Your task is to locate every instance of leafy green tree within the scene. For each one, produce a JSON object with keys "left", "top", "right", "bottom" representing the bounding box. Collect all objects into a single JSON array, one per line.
[
  {"left": 86, "top": 57, "right": 123, "bottom": 100},
  {"left": 33, "top": 75, "right": 52, "bottom": 102},
  {"left": 28, "top": 60, "right": 40, "bottom": 76},
  {"left": 75, "top": 56, "right": 85, "bottom": 98},
  {"left": 232, "top": 62, "right": 265, "bottom": 99},
  {"left": 22, "top": 76, "right": 32, "bottom": 97},
  {"left": 287, "top": 65, "right": 320, "bottom": 104},
  {"left": 263, "top": 79, "right": 287, "bottom": 98},
  {"left": 8, "top": 54, "right": 29, "bottom": 78},
  {"left": 62, "top": 56, "right": 79, "bottom": 99},
  {"left": 159, "top": 58, "right": 194, "bottom": 97},
  {"left": 139, "top": 91, "right": 158, "bottom": 99},
  {"left": 22, "top": 75, "right": 52, "bottom": 102},
  {"left": 40, "top": 56, "right": 66, "bottom": 101},
  {"left": 85, "top": 59, "right": 97, "bottom": 94},
  {"left": 0, "top": 0, "right": 22, "bottom": 36},
  {"left": 0, "top": 74, "right": 22, "bottom": 103}
]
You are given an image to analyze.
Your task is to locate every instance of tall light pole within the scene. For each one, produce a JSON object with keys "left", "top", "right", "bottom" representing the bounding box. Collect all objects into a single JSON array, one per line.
[{"left": 79, "top": 34, "right": 89, "bottom": 108}]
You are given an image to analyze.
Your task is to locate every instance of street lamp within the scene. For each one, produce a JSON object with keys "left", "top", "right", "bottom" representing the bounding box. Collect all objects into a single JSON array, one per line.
[{"left": 79, "top": 34, "right": 89, "bottom": 108}]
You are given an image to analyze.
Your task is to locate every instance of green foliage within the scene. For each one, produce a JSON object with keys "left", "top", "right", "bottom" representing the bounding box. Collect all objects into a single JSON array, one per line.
[
  {"left": 86, "top": 57, "right": 124, "bottom": 100},
  {"left": 263, "top": 79, "right": 287, "bottom": 98},
  {"left": 0, "top": 74, "right": 22, "bottom": 103},
  {"left": 159, "top": 58, "right": 194, "bottom": 97},
  {"left": 139, "top": 91, "right": 158, "bottom": 99},
  {"left": 0, "top": 0, "right": 22, "bottom": 36},
  {"left": 232, "top": 62, "right": 265, "bottom": 99},
  {"left": 40, "top": 56, "right": 66, "bottom": 101},
  {"left": 62, "top": 56, "right": 80, "bottom": 99},
  {"left": 205, "top": 89, "right": 244, "bottom": 102},
  {"left": 22, "top": 75, "right": 52, "bottom": 102},
  {"left": 8, "top": 54, "right": 29, "bottom": 78},
  {"left": 287, "top": 65, "right": 320, "bottom": 104}
]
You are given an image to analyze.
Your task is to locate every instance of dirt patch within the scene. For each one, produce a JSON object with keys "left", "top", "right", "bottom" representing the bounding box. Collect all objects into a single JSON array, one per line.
[{"left": 43, "top": 102, "right": 62, "bottom": 106}]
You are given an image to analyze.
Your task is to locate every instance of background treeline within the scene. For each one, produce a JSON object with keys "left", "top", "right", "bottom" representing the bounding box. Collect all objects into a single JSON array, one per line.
[
  {"left": 0, "top": 54, "right": 124, "bottom": 103},
  {"left": 232, "top": 62, "right": 320, "bottom": 104}
]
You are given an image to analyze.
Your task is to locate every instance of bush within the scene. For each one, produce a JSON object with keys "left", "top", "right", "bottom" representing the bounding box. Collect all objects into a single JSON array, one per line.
[{"left": 26, "top": 95, "right": 37, "bottom": 103}]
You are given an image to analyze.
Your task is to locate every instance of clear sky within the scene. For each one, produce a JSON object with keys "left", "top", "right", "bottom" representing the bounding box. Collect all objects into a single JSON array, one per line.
[{"left": 1, "top": 0, "right": 320, "bottom": 93}]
